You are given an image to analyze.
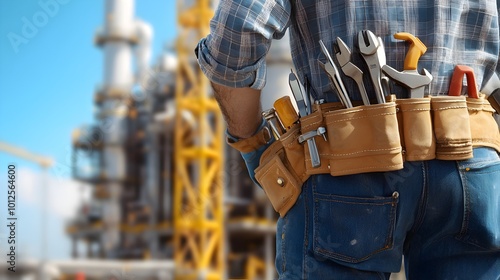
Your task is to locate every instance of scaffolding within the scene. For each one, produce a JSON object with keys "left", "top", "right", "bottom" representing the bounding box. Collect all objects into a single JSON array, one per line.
[
  {"left": 173, "top": 0, "right": 225, "bottom": 279},
  {"left": 66, "top": 1, "right": 285, "bottom": 279}
]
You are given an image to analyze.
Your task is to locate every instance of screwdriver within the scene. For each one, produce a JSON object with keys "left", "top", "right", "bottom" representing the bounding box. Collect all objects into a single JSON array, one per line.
[{"left": 273, "top": 96, "right": 299, "bottom": 130}]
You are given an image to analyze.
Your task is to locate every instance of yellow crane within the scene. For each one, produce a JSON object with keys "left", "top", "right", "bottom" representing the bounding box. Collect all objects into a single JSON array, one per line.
[
  {"left": 173, "top": 1, "right": 225, "bottom": 279},
  {"left": 0, "top": 141, "right": 53, "bottom": 168}
]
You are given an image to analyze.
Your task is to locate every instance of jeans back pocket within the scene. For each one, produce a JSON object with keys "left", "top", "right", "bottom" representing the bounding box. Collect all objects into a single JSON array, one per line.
[
  {"left": 313, "top": 191, "right": 399, "bottom": 263},
  {"left": 456, "top": 148, "right": 500, "bottom": 250}
]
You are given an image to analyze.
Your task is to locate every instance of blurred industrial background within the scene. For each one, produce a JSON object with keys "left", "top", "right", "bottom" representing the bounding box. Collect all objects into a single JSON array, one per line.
[
  {"left": 0, "top": 0, "right": 291, "bottom": 279},
  {"left": 0, "top": 1, "right": 407, "bottom": 279}
]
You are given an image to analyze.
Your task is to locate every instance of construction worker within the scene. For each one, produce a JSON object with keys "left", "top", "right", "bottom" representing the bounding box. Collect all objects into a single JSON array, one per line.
[{"left": 196, "top": 0, "right": 500, "bottom": 279}]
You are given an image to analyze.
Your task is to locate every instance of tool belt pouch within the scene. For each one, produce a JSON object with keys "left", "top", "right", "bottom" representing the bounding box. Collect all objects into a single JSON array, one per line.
[
  {"left": 396, "top": 98, "right": 436, "bottom": 161},
  {"left": 467, "top": 94, "right": 500, "bottom": 151},
  {"left": 254, "top": 125, "right": 305, "bottom": 217},
  {"left": 324, "top": 102, "right": 404, "bottom": 176},
  {"left": 431, "top": 96, "right": 473, "bottom": 160}
]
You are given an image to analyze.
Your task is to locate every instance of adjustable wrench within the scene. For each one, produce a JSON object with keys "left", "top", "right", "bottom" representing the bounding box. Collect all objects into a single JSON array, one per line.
[
  {"left": 334, "top": 37, "right": 370, "bottom": 105},
  {"left": 381, "top": 32, "right": 432, "bottom": 98},
  {"left": 318, "top": 40, "right": 353, "bottom": 108},
  {"left": 358, "top": 30, "right": 388, "bottom": 103}
]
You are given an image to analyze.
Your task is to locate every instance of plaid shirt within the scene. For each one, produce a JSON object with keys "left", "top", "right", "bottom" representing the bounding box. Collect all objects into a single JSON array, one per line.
[{"left": 197, "top": 0, "right": 500, "bottom": 100}]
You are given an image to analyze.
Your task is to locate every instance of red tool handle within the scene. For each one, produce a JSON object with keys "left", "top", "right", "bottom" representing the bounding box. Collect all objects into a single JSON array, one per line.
[{"left": 448, "top": 65, "right": 479, "bottom": 98}]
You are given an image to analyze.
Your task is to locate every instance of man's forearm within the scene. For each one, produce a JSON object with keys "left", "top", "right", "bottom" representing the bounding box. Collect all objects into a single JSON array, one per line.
[{"left": 211, "top": 82, "right": 262, "bottom": 139}]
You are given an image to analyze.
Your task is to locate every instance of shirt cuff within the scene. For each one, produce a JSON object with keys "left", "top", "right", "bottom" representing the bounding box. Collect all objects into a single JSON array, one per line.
[
  {"left": 226, "top": 118, "right": 273, "bottom": 153},
  {"left": 195, "top": 38, "right": 267, "bottom": 90}
]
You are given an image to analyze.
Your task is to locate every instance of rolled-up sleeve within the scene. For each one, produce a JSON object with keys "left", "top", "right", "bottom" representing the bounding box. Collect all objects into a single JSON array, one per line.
[{"left": 196, "top": 0, "right": 291, "bottom": 89}]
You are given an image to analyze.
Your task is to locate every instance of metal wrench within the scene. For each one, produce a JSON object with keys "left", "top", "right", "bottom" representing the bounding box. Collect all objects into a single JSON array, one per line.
[
  {"left": 318, "top": 40, "right": 353, "bottom": 108},
  {"left": 381, "top": 32, "right": 433, "bottom": 98},
  {"left": 376, "top": 37, "right": 391, "bottom": 97},
  {"left": 358, "top": 30, "right": 387, "bottom": 104},
  {"left": 334, "top": 37, "right": 370, "bottom": 105}
]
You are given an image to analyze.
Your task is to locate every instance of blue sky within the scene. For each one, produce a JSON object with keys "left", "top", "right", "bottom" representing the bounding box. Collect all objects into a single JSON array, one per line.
[
  {"left": 0, "top": 0, "right": 176, "bottom": 169},
  {"left": 0, "top": 0, "right": 177, "bottom": 260}
]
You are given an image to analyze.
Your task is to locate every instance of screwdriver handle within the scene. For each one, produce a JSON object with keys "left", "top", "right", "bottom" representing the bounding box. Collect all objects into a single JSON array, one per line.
[
  {"left": 394, "top": 32, "right": 427, "bottom": 71},
  {"left": 274, "top": 96, "right": 299, "bottom": 130}
]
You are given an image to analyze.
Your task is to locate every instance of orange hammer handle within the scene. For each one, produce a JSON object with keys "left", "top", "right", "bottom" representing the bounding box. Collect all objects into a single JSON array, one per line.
[{"left": 394, "top": 32, "right": 427, "bottom": 70}]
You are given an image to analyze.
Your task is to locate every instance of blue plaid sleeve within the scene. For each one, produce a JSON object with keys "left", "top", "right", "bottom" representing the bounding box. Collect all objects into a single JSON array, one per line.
[
  {"left": 196, "top": 0, "right": 291, "bottom": 89},
  {"left": 497, "top": 0, "right": 500, "bottom": 76}
]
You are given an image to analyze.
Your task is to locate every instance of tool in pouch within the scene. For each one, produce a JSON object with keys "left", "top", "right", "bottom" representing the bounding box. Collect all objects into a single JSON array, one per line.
[
  {"left": 318, "top": 40, "right": 353, "bottom": 108},
  {"left": 334, "top": 37, "right": 370, "bottom": 105},
  {"left": 288, "top": 71, "right": 325, "bottom": 168},
  {"left": 382, "top": 32, "right": 433, "bottom": 98},
  {"left": 358, "top": 30, "right": 390, "bottom": 103},
  {"left": 489, "top": 89, "right": 500, "bottom": 114},
  {"left": 448, "top": 65, "right": 479, "bottom": 98},
  {"left": 262, "top": 108, "right": 285, "bottom": 139},
  {"left": 449, "top": 65, "right": 500, "bottom": 151},
  {"left": 431, "top": 65, "right": 477, "bottom": 159}
]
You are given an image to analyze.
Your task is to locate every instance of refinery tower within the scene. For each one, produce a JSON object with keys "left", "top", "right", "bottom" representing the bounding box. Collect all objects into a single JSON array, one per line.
[{"left": 65, "top": 0, "right": 294, "bottom": 279}]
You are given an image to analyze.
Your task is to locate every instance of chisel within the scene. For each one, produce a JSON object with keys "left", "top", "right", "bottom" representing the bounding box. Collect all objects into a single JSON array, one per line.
[{"left": 288, "top": 72, "right": 321, "bottom": 168}]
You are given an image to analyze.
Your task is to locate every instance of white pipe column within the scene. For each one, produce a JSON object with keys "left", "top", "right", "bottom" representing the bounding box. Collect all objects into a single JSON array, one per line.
[
  {"left": 99, "top": 0, "right": 135, "bottom": 257},
  {"left": 103, "top": 0, "right": 134, "bottom": 89},
  {"left": 134, "top": 19, "right": 153, "bottom": 85},
  {"left": 131, "top": 16, "right": 156, "bottom": 258}
]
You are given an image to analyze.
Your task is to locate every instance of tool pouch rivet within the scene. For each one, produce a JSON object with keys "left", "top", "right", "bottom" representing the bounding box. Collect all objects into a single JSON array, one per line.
[{"left": 277, "top": 177, "right": 285, "bottom": 186}]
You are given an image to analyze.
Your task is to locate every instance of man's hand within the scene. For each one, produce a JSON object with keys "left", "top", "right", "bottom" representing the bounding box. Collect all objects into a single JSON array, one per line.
[{"left": 211, "top": 82, "right": 262, "bottom": 139}]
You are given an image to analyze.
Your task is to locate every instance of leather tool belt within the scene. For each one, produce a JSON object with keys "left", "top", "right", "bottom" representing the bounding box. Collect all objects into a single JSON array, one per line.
[{"left": 254, "top": 94, "right": 500, "bottom": 217}]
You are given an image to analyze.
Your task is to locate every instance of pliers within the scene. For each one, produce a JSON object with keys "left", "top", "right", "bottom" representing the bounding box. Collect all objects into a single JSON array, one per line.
[
  {"left": 334, "top": 37, "right": 370, "bottom": 105},
  {"left": 318, "top": 40, "right": 353, "bottom": 108}
]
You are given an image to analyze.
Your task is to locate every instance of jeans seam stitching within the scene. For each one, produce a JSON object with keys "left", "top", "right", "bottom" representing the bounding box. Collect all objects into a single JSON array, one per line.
[
  {"left": 282, "top": 215, "right": 287, "bottom": 274},
  {"left": 456, "top": 160, "right": 470, "bottom": 240},
  {"left": 386, "top": 196, "right": 398, "bottom": 248},
  {"left": 302, "top": 179, "right": 309, "bottom": 280},
  {"left": 408, "top": 162, "right": 428, "bottom": 235}
]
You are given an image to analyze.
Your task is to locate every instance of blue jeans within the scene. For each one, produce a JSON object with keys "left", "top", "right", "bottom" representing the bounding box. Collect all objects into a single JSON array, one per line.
[{"left": 275, "top": 147, "right": 500, "bottom": 279}]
